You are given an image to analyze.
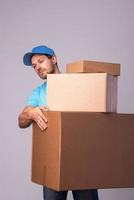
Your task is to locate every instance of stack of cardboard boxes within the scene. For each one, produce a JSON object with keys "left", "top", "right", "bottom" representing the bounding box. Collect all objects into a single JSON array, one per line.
[{"left": 32, "top": 60, "right": 134, "bottom": 191}]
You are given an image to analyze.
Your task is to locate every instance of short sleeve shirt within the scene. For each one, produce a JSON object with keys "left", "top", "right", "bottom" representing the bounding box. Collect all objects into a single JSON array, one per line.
[{"left": 27, "top": 81, "right": 47, "bottom": 107}]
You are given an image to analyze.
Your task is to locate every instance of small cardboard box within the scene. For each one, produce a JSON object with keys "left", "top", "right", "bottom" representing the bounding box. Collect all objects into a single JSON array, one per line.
[
  {"left": 46, "top": 73, "right": 117, "bottom": 112},
  {"left": 32, "top": 111, "right": 134, "bottom": 191},
  {"left": 66, "top": 60, "right": 120, "bottom": 76}
]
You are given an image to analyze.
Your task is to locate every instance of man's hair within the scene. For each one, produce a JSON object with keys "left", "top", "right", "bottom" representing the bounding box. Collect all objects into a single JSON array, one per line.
[{"left": 45, "top": 54, "right": 52, "bottom": 59}]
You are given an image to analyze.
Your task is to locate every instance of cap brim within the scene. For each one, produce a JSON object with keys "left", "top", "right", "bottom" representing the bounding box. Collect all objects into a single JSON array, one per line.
[{"left": 23, "top": 53, "right": 34, "bottom": 66}]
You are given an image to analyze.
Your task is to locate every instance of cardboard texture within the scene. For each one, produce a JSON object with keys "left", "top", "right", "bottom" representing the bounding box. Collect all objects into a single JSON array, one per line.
[
  {"left": 32, "top": 111, "right": 134, "bottom": 191},
  {"left": 66, "top": 60, "right": 120, "bottom": 76},
  {"left": 46, "top": 73, "right": 117, "bottom": 112}
]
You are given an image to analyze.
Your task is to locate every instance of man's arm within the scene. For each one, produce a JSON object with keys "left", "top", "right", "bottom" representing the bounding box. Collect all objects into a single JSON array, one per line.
[{"left": 18, "top": 106, "right": 48, "bottom": 131}]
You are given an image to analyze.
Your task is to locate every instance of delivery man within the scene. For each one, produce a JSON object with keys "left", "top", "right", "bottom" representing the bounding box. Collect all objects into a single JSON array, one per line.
[{"left": 18, "top": 45, "right": 99, "bottom": 200}]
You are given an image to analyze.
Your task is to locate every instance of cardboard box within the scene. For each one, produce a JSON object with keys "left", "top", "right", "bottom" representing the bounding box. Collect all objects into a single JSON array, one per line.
[
  {"left": 66, "top": 60, "right": 120, "bottom": 76},
  {"left": 46, "top": 73, "right": 117, "bottom": 112},
  {"left": 32, "top": 111, "right": 134, "bottom": 191}
]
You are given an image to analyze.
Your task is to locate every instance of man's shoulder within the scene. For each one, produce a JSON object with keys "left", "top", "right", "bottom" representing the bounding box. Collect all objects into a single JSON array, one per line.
[
  {"left": 33, "top": 81, "right": 47, "bottom": 93},
  {"left": 27, "top": 81, "right": 47, "bottom": 107}
]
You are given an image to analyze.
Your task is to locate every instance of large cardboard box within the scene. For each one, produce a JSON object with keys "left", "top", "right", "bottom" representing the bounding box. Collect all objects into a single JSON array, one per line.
[
  {"left": 66, "top": 60, "right": 120, "bottom": 76},
  {"left": 46, "top": 73, "right": 117, "bottom": 112},
  {"left": 32, "top": 111, "right": 134, "bottom": 191}
]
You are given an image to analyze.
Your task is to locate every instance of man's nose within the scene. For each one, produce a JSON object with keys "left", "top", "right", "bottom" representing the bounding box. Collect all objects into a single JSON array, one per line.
[{"left": 35, "top": 63, "right": 41, "bottom": 71}]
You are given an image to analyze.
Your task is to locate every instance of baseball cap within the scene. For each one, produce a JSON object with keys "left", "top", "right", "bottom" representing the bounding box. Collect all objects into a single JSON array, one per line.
[{"left": 23, "top": 45, "right": 55, "bottom": 66}]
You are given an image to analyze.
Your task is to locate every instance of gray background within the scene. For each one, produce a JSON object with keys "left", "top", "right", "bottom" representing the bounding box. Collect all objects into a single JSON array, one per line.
[{"left": 1, "top": 0, "right": 134, "bottom": 199}]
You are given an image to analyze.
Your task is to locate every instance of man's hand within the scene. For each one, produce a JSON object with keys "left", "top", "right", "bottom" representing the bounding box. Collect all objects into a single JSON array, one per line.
[
  {"left": 18, "top": 106, "right": 48, "bottom": 131},
  {"left": 29, "top": 106, "right": 48, "bottom": 131}
]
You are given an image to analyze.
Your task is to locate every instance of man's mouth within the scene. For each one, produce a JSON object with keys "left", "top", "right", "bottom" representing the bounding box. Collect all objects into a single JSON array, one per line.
[{"left": 38, "top": 70, "right": 47, "bottom": 76}]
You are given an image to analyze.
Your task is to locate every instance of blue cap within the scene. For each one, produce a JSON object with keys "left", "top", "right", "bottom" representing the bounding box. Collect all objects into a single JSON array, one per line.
[{"left": 23, "top": 45, "right": 55, "bottom": 66}]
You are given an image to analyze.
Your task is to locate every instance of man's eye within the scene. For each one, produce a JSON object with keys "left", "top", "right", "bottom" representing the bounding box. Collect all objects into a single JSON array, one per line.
[{"left": 39, "top": 59, "right": 44, "bottom": 63}]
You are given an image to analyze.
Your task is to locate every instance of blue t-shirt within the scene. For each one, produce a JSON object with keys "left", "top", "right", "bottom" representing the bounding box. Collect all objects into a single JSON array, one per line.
[{"left": 27, "top": 81, "right": 47, "bottom": 107}]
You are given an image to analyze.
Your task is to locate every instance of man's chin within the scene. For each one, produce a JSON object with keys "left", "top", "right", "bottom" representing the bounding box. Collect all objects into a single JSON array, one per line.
[
  {"left": 39, "top": 74, "right": 47, "bottom": 80},
  {"left": 38, "top": 69, "right": 54, "bottom": 79}
]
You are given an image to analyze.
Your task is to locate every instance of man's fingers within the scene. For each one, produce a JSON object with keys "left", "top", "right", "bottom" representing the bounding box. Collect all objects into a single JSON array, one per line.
[
  {"left": 39, "top": 106, "right": 49, "bottom": 112},
  {"left": 34, "top": 107, "right": 48, "bottom": 122},
  {"left": 37, "top": 116, "right": 47, "bottom": 126},
  {"left": 37, "top": 106, "right": 48, "bottom": 123},
  {"left": 38, "top": 110, "right": 48, "bottom": 123},
  {"left": 31, "top": 106, "right": 48, "bottom": 131},
  {"left": 42, "top": 115, "right": 48, "bottom": 123},
  {"left": 37, "top": 122, "right": 47, "bottom": 131},
  {"left": 36, "top": 117, "right": 47, "bottom": 131}
]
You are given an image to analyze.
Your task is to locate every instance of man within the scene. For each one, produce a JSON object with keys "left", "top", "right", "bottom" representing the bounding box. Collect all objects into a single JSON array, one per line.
[{"left": 18, "top": 45, "right": 99, "bottom": 200}]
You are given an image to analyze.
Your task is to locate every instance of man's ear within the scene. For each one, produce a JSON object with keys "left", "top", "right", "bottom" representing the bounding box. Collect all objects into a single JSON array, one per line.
[{"left": 52, "top": 56, "right": 57, "bottom": 65}]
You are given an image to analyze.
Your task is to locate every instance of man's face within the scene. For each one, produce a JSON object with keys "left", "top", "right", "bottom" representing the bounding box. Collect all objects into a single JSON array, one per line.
[{"left": 31, "top": 54, "right": 56, "bottom": 79}]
